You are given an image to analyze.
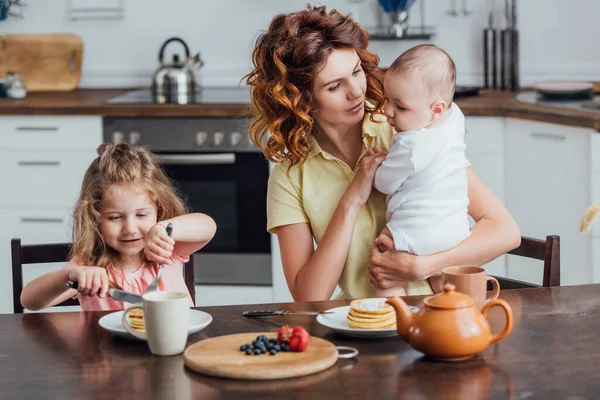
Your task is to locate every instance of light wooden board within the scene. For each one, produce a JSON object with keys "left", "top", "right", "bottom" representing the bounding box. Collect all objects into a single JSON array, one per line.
[
  {"left": 183, "top": 332, "right": 338, "bottom": 380},
  {"left": 0, "top": 34, "right": 83, "bottom": 92}
]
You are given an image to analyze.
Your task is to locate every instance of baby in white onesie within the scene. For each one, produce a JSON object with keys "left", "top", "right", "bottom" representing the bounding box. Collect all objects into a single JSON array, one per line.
[{"left": 373, "top": 44, "right": 471, "bottom": 297}]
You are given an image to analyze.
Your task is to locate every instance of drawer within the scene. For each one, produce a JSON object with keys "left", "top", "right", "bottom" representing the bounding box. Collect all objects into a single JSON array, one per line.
[
  {"left": 0, "top": 116, "right": 101, "bottom": 150},
  {"left": 0, "top": 151, "right": 96, "bottom": 208},
  {"left": 195, "top": 285, "right": 273, "bottom": 307},
  {"left": 465, "top": 117, "right": 505, "bottom": 152},
  {"left": 0, "top": 208, "right": 72, "bottom": 314}
]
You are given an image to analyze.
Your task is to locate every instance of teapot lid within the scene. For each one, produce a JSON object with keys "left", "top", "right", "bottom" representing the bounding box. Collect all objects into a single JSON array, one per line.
[{"left": 423, "top": 284, "right": 475, "bottom": 309}]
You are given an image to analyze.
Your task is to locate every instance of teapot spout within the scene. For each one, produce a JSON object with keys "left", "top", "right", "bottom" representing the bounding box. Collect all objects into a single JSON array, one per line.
[{"left": 386, "top": 296, "right": 414, "bottom": 341}]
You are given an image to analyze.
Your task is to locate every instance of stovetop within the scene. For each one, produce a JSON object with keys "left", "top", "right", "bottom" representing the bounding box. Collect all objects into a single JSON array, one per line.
[
  {"left": 106, "top": 85, "right": 481, "bottom": 105},
  {"left": 105, "top": 86, "right": 251, "bottom": 105},
  {"left": 515, "top": 91, "right": 600, "bottom": 112}
]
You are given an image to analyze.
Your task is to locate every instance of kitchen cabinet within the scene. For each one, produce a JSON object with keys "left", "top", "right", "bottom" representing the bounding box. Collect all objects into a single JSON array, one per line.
[
  {"left": 505, "top": 119, "right": 592, "bottom": 285},
  {"left": 0, "top": 115, "right": 101, "bottom": 314},
  {"left": 465, "top": 117, "right": 507, "bottom": 277}
]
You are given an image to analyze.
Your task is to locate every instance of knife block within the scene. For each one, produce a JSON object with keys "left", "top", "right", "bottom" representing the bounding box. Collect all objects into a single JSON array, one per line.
[{"left": 484, "top": 28, "right": 519, "bottom": 91}]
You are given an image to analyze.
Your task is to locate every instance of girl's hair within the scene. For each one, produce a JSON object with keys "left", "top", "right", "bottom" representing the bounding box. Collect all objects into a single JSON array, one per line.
[
  {"left": 244, "top": 5, "right": 385, "bottom": 168},
  {"left": 71, "top": 143, "right": 187, "bottom": 269}
]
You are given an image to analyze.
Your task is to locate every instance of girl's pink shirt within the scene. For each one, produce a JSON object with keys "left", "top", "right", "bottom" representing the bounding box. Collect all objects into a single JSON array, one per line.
[{"left": 69, "top": 253, "right": 194, "bottom": 311}]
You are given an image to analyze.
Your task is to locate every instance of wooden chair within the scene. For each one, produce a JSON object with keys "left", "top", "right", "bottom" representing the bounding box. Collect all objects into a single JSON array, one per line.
[
  {"left": 489, "top": 235, "right": 560, "bottom": 290},
  {"left": 11, "top": 238, "right": 196, "bottom": 314}
]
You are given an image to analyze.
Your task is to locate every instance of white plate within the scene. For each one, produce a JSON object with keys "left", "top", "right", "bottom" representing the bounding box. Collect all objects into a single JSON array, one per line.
[
  {"left": 98, "top": 309, "right": 212, "bottom": 340},
  {"left": 317, "top": 305, "right": 418, "bottom": 338}
]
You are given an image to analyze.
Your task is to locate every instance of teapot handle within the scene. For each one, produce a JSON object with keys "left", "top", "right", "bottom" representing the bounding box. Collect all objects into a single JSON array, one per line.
[
  {"left": 481, "top": 299, "right": 513, "bottom": 344},
  {"left": 158, "top": 37, "right": 191, "bottom": 64}
]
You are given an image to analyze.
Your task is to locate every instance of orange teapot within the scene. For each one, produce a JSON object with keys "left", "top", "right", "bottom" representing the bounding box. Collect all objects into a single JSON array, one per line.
[{"left": 386, "top": 284, "right": 513, "bottom": 361}]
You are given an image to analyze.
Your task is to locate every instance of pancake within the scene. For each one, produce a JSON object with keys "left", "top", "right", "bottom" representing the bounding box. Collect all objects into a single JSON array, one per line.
[
  {"left": 347, "top": 298, "right": 396, "bottom": 330},
  {"left": 128, "top": 308, "right": 145, "bottom": 332}
]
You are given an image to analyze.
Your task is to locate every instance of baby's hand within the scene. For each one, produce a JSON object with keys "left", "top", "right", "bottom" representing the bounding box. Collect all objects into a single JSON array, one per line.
[
  {"left": 67, "top": 265, "right": 109, "bottom": 297},
  {"left": 144, "top": 224, "right": 175, "bottom": 265}
]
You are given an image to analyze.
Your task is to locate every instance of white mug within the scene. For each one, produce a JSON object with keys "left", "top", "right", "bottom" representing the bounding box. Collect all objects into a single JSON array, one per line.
[{"left": 122, "top": 291, "right": 189, "bottom": 356}]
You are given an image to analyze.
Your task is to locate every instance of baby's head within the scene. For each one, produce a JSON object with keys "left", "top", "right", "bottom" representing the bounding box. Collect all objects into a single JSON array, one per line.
[
  {"left": 72, "top": 143, "right": 186, "bottom": 268},
  {"left": 383, "top": 44, "right": 456, "bottom": 132}
]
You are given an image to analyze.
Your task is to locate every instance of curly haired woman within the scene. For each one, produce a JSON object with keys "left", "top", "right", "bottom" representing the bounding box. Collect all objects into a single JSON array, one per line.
[{"left": 245, "top": 5, "right": 521, "bottom": 301}]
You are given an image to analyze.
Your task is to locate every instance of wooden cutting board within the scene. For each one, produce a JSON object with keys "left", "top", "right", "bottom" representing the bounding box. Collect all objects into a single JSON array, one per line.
[
  {"left": 183, "top": 332, "right": 339, "bottom": 380},
  {"left": 0, "top": 34, "right": 83, "bottom": 92}
]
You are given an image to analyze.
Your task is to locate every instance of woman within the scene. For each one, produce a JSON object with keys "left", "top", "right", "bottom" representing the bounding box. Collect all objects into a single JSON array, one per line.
[{"left": 244, "top": 5, "right": 521, "bottom": 302}]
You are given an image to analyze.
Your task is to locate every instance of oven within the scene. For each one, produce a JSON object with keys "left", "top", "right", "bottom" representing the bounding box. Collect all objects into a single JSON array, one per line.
[{"left": 102, "top": 117, "right": 271, "bottom": 286}]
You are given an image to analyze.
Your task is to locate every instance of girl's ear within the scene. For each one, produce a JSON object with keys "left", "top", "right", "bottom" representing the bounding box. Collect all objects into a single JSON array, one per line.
[{"left": 429, "top": 100, "right": 448, "bottom": 123}]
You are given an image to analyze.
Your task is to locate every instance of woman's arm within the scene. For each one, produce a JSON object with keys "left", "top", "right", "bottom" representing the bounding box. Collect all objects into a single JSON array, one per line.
[
  {"left": 277, "top": 148, "right": 388, "bottom": 301},
  {"left": 369, "top": 168, "right": 521, "bottom": 287}
]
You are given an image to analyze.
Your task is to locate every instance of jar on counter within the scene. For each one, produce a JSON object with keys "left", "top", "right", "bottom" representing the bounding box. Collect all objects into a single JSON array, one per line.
[{"left": 6, "top": 72, "right": 27, "bottom": 100}]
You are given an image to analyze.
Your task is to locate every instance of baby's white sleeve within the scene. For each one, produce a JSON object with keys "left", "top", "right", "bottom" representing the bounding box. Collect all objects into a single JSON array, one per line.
[{"left": 374, "top": 140, "right": 415, "bottom": 195}]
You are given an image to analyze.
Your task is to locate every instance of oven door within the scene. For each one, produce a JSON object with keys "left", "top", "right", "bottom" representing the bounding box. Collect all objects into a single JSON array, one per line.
[{"left": 157, "top": 151, "right": 271, "bottom": 286}]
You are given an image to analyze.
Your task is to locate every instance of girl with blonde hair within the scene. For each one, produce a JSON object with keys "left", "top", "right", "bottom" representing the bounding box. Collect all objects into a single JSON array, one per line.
[{"left": 21, "top": 144, "right": 217, "bottom": 311}]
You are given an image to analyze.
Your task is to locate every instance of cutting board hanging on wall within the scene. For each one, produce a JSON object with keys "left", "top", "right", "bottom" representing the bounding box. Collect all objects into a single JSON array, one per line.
[{"left": 0, "top": 34, "right": 83, "bottom": 91}]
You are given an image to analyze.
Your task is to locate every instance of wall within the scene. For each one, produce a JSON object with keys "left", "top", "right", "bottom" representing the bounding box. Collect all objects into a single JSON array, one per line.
[{"left": 1, "top": 0, "right": 598, "bottom": 88}]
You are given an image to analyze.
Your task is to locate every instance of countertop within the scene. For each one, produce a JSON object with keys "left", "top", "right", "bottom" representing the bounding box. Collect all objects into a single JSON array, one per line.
[
  {"left": 2, "top": 284, "right": 600, "bottom": 399},
  {"left": 1, "top": 89, "right": 600, "bottom": 130}
]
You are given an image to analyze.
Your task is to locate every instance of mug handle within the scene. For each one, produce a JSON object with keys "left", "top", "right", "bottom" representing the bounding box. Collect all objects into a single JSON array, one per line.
[
  {"left": 122, "top": 305, "right": 147, "bottom": 340},
  {"left": 485, "top": 276, "right": 500, "bottom": 304},
  {"left": 481, "top": 299, "right": 513, "bottom": 344}
]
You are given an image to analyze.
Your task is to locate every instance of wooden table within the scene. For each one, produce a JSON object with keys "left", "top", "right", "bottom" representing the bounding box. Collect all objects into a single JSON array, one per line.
[{"left": 1, "top": 285, "right": 600, "bottom": 399}]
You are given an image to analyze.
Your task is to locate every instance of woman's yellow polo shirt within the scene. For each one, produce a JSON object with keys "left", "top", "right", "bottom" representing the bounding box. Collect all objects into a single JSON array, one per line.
[{"left": 267, "top": 112, "right": 433, "bottom": 299}]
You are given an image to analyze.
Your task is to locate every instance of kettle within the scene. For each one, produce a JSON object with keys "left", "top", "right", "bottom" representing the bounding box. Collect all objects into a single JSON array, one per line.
[{"left": 151, "top": 37, "right": 204, "bottom": 104}]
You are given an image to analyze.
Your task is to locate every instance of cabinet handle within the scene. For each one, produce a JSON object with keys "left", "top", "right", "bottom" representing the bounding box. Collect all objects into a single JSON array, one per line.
[
  {"left": 15, "top": 126, "right": 59, "bottom": 132},
  {"left": 21, "top": 217, "right": 64, "bottom": 223},
  {"left": 18, "top": 161, "right": 61, "bottom": 166},
  {"left": 530, "top": 132, "right": 566, "bottom": 141}
]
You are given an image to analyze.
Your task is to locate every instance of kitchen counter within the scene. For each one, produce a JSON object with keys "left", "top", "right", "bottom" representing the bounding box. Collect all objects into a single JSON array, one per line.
[{"left": 1, "top": 89, "right": 600, "bottom": 130}]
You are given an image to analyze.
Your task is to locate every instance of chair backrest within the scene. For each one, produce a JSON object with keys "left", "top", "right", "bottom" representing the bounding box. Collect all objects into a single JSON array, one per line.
[
  {"left": 11, "top": 238, "right": 196, "bottom": 314},
  {"left": 498, "top": 235, "right": 560, "bottom": 289}
]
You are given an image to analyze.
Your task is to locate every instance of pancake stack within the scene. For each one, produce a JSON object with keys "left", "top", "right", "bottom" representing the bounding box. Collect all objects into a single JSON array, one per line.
[
  {"left": 128, "top": 309, "right": 145, "bottom": 332},
  {"left": 347, "top": 298, "right": 396, "bottom": 329}
]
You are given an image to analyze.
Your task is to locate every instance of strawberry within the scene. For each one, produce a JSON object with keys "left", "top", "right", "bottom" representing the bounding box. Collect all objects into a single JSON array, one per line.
[
  {"left": 277, "top": 325, "right": 293, "bottom": 343},
  {"left": 289, "top": 326, "right": 310, "bottom": 352}
]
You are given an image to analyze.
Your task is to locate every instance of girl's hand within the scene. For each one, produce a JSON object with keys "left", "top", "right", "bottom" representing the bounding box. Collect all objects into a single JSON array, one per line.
[
  {"left": 368, "top": 234, "right": 425, "bottom": 289},
  {"left": 66, "top": 265, "right": 109, "bottom": 297},
  {"left": 345, "top": 146, "right": 388, "bottom": 209},
  {"left": 144, "top": 224, "right": 175, "bottom": 265}
]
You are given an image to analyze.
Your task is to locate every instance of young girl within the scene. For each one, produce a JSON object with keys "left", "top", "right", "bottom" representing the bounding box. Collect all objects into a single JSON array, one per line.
[{"left": 20, "top": 143, "right": 217, "bottom": 311}]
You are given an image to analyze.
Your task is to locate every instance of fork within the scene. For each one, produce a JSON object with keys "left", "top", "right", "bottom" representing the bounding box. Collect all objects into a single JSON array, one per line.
[{"left": 145, "top": 222, "right": 173, "bottom": 293}]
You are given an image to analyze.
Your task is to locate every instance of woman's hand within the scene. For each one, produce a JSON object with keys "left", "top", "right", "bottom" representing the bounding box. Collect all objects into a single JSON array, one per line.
[
  {"left": 144, "top": 224, "right": 175, "bottom": 265},
  {"left": 345, "top": 146, "right": 388, "bottom": 209},
  {"left": 66, "top": 265, "right": 109, "bottom": 297},
  {"left": 368, "top": 234, "right": 428, "bottom": 289}
]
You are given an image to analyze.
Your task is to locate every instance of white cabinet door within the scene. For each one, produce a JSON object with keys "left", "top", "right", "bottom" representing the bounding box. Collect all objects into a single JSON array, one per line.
[
  {"left": 505, "top": 119, "right": 591, "bottom": 285},
  {"left": 0, "top": 208, "right": 73, "bottom": 314},
  {"left": 195, "top": 285, "right": 273, "bottom": 306},
  {"left": 465, "top": 117, "right": 506, "bottom": 277}
]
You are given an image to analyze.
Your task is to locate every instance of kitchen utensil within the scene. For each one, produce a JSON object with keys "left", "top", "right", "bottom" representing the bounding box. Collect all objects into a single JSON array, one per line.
[
  {"left": 441, "top": 266, "right": 500, "bottom": 310},
  {"left": 386, "top": 284, "right": 513, "bottom": 361},
  {"left": 534, "top": 81, "right": 594, "bottom": 101},
  {"left": 0, "top": 34, "right": 83, "bottom": 91},
  {"left": 483, "top": 0, "right": 495, "bottom": 88},
  {"left": 123, "top": 291, "right": 190, "bottom": 356},
  {"left": 99, "top": 309, "right": 212, "bottom": 340},
  {"left": 66, "top": 280, "right": 143, "bottom": 303},
  {"left": 242, "top": 310, "right": 334, "bottom": 317},
  {"left": 151, "top": 37, "right": 204, "bottom": 103},
  {"left": 145, "top": 222, "right": 173, "bottom": 293},
  {"left": 183, "top": 332, "right": 340, "bottom": 380}
]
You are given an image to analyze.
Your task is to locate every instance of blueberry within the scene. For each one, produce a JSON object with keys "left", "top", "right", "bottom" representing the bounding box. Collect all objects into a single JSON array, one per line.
[
  {"left": 270, "top": 349, "right": 277, "bottom": 355},
  {"left": 240, "top": 345, "right": 246, "bottom": 351},
  {"left": 253, "top": 348, "right": 262, "bottom": 355},
  {"left": 245, "top": 349, "right": 252, "bottom": 355},
  {"left": 252, "top": 340, "right": 257, "bottom": 346},
  {"left": 269, "top": 338, "right": 278, "bottom": 344},
  {"left": 273, "top": 344, "right": 281, "bottom": 351},
  {"left": 281, "top": 343, "right": 291, "bottom": 352}
]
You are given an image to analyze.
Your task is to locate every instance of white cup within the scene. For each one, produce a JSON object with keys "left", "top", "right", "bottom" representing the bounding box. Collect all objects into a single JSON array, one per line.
[{"left": 122, "top": 291, "right": 189, "bottom": 356}]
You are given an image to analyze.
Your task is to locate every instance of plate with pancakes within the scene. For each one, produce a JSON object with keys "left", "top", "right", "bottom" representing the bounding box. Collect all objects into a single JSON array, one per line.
[
  {"left": 317, "top": 298, "right": 418, "bottom": 338},
  {"left": 99, "top": 309, "right": 212, "bottom": 340}
]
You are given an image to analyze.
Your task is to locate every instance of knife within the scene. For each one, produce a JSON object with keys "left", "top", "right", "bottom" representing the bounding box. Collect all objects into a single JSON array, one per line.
[
  {"left": 66, "top": 281, "right": 143, "bottom": 303},
  {"left": 243, "top": 310, "right": 334, "bottom": 317}
]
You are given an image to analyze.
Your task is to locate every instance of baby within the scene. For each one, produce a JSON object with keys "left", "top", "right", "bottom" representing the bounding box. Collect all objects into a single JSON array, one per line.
[{"left": 373, "top": 44, "right": 471, "bottom": 297}]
